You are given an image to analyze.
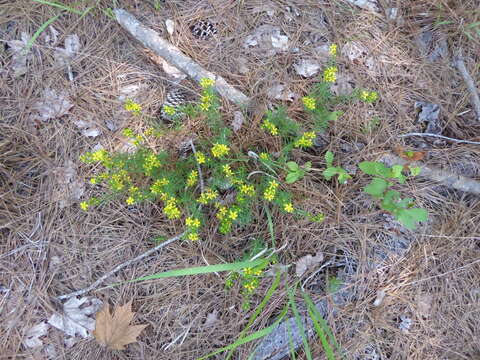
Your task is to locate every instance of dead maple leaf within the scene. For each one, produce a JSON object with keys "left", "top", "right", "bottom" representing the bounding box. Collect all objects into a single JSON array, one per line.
[{"left": 93, "top": 301, "right": 147, "bottom": 350}]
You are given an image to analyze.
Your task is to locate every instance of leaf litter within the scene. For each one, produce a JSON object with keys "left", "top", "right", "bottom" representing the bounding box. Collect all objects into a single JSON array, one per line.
[
  {"left": 93, "top": 300, "right": 147, "bottom": 350},
  {"left": 6, "top": 32, "right": 33, "bottom": 77},
  {"left": 32, "top": 88, "right": 74, "bottom": 123},
  {"left": 51, "top": 161, "right": 85, "bottom": 209},
  {"left": 295, "top": 252, "right": 324, "bottom": 277},
  {"left": 24, "top": 322, "right": 49, "bottom": 348}
]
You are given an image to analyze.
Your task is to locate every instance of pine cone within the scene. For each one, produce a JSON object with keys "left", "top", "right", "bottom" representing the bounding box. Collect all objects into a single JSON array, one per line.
[
  {"left": 190, "top": 20, "right": 217, "bottom": 40},
  {"left": 159, "top": 88, "right": 189, "bottom": 122}
]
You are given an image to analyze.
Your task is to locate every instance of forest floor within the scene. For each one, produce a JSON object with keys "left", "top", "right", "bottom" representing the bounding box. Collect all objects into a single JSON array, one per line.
[{"left": 1, "top": 0, "right": 480, "bottom": 359}]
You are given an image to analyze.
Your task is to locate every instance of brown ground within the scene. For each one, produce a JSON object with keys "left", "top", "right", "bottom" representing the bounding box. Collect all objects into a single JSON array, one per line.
[{"left": 1, "top": 0, "right": 480, "bottom": 359}]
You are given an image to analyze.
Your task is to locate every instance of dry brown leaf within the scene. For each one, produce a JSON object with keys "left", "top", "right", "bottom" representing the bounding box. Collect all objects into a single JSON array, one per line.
[{"left": 93, "top": 301, "right": 147, "bottom": 350}]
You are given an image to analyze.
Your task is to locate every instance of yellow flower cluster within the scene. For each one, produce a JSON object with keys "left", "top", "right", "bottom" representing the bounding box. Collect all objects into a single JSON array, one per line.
[
  {"left": 239, "top": 184, "right": 255, "bottom": 197},
  {"left": 108, "top": 170, "right": 131, "bottom": 191},
  {"left": 263, "top": 180, "right": 279, "bottom": 201},
  {"left": 360, "top": 90, "right": 378, "bottom": 103},
  {"left": 91, "top": 149, "right": 109, "bottom": 163},
  {"left": 222, "top": 164, "right": 234, "bottom": 178},
  {"left": 186, "top": 170, "right": 198, "bottom": 187},
  {"left": 195, "top": 151, "right": 206, "bottom": 164},
  {"left": 243, "top": 267, "right": 262, "bottom": 276},
  {"left": 126, "top": 196, "right": 135, "bottom": 205},
  {"left": 162, "top": 105, "right": 176, "bottom": 116},
  {"left": 163, "top": 197, "right": 181, "bottom": 219},
  {"left": 302, "top": 96, "right": 316, "bottom": 110},
  {"left": 259, "top": 153, "right": 269, "bottom": 161},
  {"left": 323, "top": 66, "right": 337, "bottom": 83},
  {"left": 124, "top": 99, "right": 142, "bottom": 114},
  {"left": 329, "top": 43, "right": 337, "bottom": 56},
  {"left": 187, "top": 232, "right": 199, "bottom": 241},
  {"left": 294, "top": 131, "right": 316, "bottom": 148},
  {"left": 261, "top": 119, "right": 278, "bottom": 136},
  {"left": 150, "top": 178, "right": 169, "bottom": 195},
  {"left": 199, "top": 93, "right": 214, "bottom": 111},
  {"left": 211, "top": 143, "right": 230, "bottom": 158},
  {"left": 197, "top": 188, "right": 218, "bottom": 204},
  {"left": 283, "top": 202, "right": 294, "bottom": 213},
  {"left": 243, "top": 278, "right": 259, "bottom": 293},
  {"left": 143, "top": 152, "right": 161, "bottom": 174},
  {"left": 186, "top": 216, "right": 201, "bottom": 228},
  {"left": 80, "top": 201, "right": 89, "bottom": 211},
  {"left": 122, "top": 128, "right": 135, "bottom": 138},
  {"left": 200, "top": 77, "right": 215, "bottom": 88}
]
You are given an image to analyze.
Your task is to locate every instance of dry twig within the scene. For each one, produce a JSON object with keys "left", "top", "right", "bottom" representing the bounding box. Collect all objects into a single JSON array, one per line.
[
  {"left": 399, "top": 132, "right": 480, "bottom": 145},
  {"left": 453, "top": 51, "right": 480, "bottom": 122},
  {"left": 113, "top": 9, "right": 250, "bottom": 107},
  {"left": 56, "top": 232, "right": 185, "bottom": 300}
]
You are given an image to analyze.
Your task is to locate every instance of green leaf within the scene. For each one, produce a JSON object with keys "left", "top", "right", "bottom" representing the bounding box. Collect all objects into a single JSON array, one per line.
[
  {"left": 303, "top": 161, "right": 312, "bottom": 172},
  {"left": 396, "top": 208, "right": 428, "bottom": 230},
  {"left": 288, "top": 287, "right": 312, "bottom": 360},
  {"left": 286, "top": 172, "right": 300, "bottom": 184},
  {"left": 337, "top": 171, "right": 351, "bottom": 184},
  {"left": 287, "top": 161, "right": 299, "bottom": 171},
  {"left": 364, "top": 178, "right": 388, "bottom": 198},
  {"left": 325, "top": 151, "right": 334, "bottom": 167},
  {"left": 409, "top": 166, "right": 421, "bottom": 177},
  {"left": 323, "top": 167, "right": 337, "bottom": 180},
  {"left": 391, "top": 165, "right": 403, "bottom": 179},
  {"left": 359, "top": 161, "right": 391, "bottom": 177}
]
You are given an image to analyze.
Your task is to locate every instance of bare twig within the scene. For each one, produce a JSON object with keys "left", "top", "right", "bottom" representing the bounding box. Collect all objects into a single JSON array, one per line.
[
  {"left": 189, "top": 140, "right": 205, "bottom": 193},
  {"left": 399, "top": 132, "right": 480, "bottom": 145},
  {"left": 113, "top": 9, "right": 250, "bottom": 107},
  {"left": 453, "top": 51, "right": 480, "bottom": 122},
  {"left": 56, "top": 232, "right": 185, "bottom": 300},
  {"left": 380, "top": 154, "right": 480, "bottom": 195}
]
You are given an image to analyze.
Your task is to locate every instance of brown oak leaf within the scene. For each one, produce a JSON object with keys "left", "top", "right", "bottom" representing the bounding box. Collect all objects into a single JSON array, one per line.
[{"left": 93, "top": 301, "right": 147, "bottom": 350}]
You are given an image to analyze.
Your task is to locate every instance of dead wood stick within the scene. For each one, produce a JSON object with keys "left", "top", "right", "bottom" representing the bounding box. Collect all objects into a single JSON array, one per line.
[
  {"left": 113, "top": 9, "right": 250, "bottom": 107},
  {"left": 399, "top": 132, "right": 480, "bottom": 145},
  {"left": 453, "top": 52, "right": 480, "bottom": 122},
  {"left": 56, "top": 232, "right": 184, "bottom": 300},
  {"left": 380, "top": 154, "right": 480, "bottom": 195}
]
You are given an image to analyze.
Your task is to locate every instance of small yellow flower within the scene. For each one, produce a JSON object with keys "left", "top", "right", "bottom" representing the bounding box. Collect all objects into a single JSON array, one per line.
[
  {"left": 200, "top": 78, "right": 215, "bottom": 88},
  {"left": 195, "top": 151, "right": 206, "bottom": 164},
  {"left": 144, "top": 127, "right": 154, "bottom": 136},
  {"left": 187, "top": 232, "right": 200, "bottom": 241},
  {"left": 122, "top": 128, "right": 135, "bottom": 138},
  {"left": 211, "top": 143, "right": 230, "bottom": 158},
  {"left": 89, "top": 177, "right": 98, "bottom": 185},
  {"left": 283, "top": 202, "right": 294, "bottom": 213},
  {"left": 263, "top": 180, "right": 279, "bottom": 201},
  {"left": 329, "top": 43, "right": 337, "bottom": 56},
  {"left": 126, "top": 196, "right": 135, "bottom": 205},
  {"left": 216, "top": 206, "right": 228, "bottom": 220},
  {"left": 240, "top": 184, "right": 255, "bottom": 197},
  {"left": 259, "top": 152, "right": 269, "bottom": 161},
  {"left": 91, "top": 149, "right": 108, "bottom": 162},
  {"left": 222, "top": 164, "right": 234, "bottom": 177},
  {"left": 80, "top": 201, "right": 89, "bottom": 211},
  {"left": 294, "top": 131, "right": 316, "bottom": 148},
  {"left": 261, "top": 119, "right": 278, "bottom": 136},
  {"left": 228, "top": 209, "right": 238, "bottom": 221},
  {"left": 197, "top": 188, "right": 218, "bottom": 204},
  {"left": 302, "top": 96, "right": 316, "bottom": 110},
  {"left": 186, "top": 170, "right": 198, "bottom": 187},
  {"left": 323, "top": 66, "right": 337, "bottom": 83},
  {"left": 186, "top": 216, "right": 201, "bottom": 228},
  {"left": 360, "top": 90, "right": 378, "bottom": 103},
  {"left": 162, "top": 105, "right": 176, "bottom": 116},
  {"left": 163, "top": 197, "right": 181, "bottom": 219},
  {"left": 124, "top": 99, "right": 142, "bottom": 114}
]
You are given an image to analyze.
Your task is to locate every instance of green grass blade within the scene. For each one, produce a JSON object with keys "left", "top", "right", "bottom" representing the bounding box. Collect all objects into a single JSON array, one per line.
[
  {"left": 303, "top": 292, "right": 342, "bottom": 357},
  {"left": 25, "top": 14, "right": 60, "bottom": 52},
  {"left": 33, "top": 0, "right": 83, "bottom": 14},
  {"left": 264, "top": 204, "right": 276, "bottom": 247},
  {"left": 286, "top": 321, "right": 297, "bottom": 360},
  {"left": 198, "top": 305, "right": 289, "bottom": 360},
  {"left": 225, "top": 271, "right": 282, "bottom": 360},
  {"left": 288, "top": 286, "right": 312, "bottom": 360},
  {"left": 127, "top": 258, "right": 267, "bottom": 283}
]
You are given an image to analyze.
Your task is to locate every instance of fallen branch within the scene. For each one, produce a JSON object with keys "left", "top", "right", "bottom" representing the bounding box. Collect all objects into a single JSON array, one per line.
[
  {"left": 399, "top": 132, "right": 480, "bottom": 145},
  {"left": 453, "top": 51, "right": 480, "bottom": 122},
  {"left": 56, "top": 232, "right": 184, "bottom": 300},
  {"left": 380, "top": 153, "right": 480, "bottom": 195},
  {"left": 113, "top": 9, "right": 250, "bottom": 108}
]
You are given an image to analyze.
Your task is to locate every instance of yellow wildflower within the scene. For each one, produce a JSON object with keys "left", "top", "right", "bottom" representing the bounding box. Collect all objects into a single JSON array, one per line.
[
  {"left": 89, "top": 177, "right": 98, "bottom": 185},
  {"left": 302, "top": 96, "right": 316, "bottom": 110},
  {"left": 186, "top": 216, "right": 201, "bottom": 228},
  {"left": 163, "top": 197, "right": 181, "bottom": 219},
  {"left": 259, "top": 152, "right": 269, "bottom": 161},
  {"left": 228, "top": 208, "right": 238, "bottom": 221},
  {"left": 187, "top": 232, "right": 200, "bottom": 241},
  {"left": 283, "top": 202, "right": 294, "bottom": 213},
  {"left": 329, "top": 43, "right": 337, "bottom": 56},
  {"left": 124, "top": 99, "right": 142, "bottom": 114},
  {"left": 126, "top": 196, "right": 135, "bottom": 205},
  {"left": 323, "top": 66, "right": 337, "bottom": 83},
  {"left": 263, "top": 180, "right": 279, "bottom": 201},
  {"left": 360, "top": 90, "right": 378, "bottom": 103},
  {"left": 261, "top": 119, "right": 278, "bottom": 136},
  {"left": 216, "top": 206, "right": 228, "bottom": 220},
  {"left": 211, "top": 143, "right": 230, "bottom": 158},
  {"left": 80, "top": 201, "right": 89, "bottom": 211},
  {"left": 91, "top": 149, "right": 108, "bottom": 162},
  {"left": 197, "top": 188, "right": 218, "bottom": 204},
  {"left": 240, "top": 184, "right": 255, "bottom": 197},
  {"left": 186, "top": 170, "right": 198, "bottom": 187},
  {"left": 294, "top": 131, "right": 316, "bottom": 148},
  {"left": 200, "top": 78, "right": 215, "bottom": 88},
  {"left": 162, "top": 105, "right": 176, "bottom": 116},
  {"left": 222, "top": 164, "right": 234, "bottom": 177},
  {"left": 195, "top": 151, "right": 206, "bottom": 164}
]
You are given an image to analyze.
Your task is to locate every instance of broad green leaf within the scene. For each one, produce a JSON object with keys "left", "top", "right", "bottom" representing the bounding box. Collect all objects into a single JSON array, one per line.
[
  {"left": 325, "top": 151, "right": 334, "bottom": 167},
  {"left": 287, "top": 161, "right": 299, "bottom": 171},
  {"left": 337, "top": 172, "right": 351, "bottom": 184},
  {"left": 323, "top": 167, "right": 337, "bottom": 180},
  {"left": 359, "top": 161, "right": 390, "bottom": 177},
  {"left": 397, "top": 208, "right": 428, "bottom": 230},
  {"left": 303, "top": 161, "right": 312, "bottom": 172},
  {"left": 286, "top": 172, "right": 300, "bottom": 184},
  {"left": 364, "top": 178, "right": 388, "bottom": 198},
  {"left": 391, "top": 165, "right": 403, "bottom": 179}
]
